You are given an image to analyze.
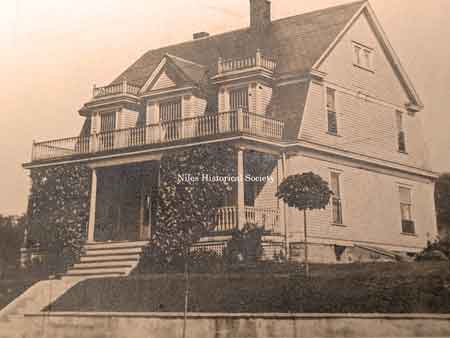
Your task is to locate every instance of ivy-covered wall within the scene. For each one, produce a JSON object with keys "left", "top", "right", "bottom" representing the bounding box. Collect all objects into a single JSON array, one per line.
[
  {"left": 27, "top": 164, "right": 91, "bottom": 268},
  {"left": 152, "top": 144, "right": 236, "bottom": 258}
]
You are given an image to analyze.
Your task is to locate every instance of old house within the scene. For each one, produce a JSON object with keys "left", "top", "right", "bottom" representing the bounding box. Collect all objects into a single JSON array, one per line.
[{"left": 24, "top": 0, "right": 437, "bottom": 276}]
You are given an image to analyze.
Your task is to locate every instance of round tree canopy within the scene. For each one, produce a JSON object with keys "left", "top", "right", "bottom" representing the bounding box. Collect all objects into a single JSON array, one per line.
[{"left": 276, "top": 172, "right": 333, "bottom": 211}]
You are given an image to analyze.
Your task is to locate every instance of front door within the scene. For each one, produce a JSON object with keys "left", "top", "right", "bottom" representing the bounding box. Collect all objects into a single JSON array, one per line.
[{"left": 94, "top": 162, "right": 159, "bottom": 242}]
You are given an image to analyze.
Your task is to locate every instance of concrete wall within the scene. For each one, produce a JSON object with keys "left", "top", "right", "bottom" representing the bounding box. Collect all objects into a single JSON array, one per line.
[
  {"left": 285, "top": 154, "right": 437, "bottom": 253},
  {"left": 21, "top": 312, "right": 450, "bottom": 338}
]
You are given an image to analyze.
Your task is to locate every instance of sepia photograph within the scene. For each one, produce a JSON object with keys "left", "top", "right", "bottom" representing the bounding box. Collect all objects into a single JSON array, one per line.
[{"left": 0, "top": 0, "right": 450, "bottom": 337}]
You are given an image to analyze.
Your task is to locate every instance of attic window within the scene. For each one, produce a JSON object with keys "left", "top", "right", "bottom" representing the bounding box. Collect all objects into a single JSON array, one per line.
[{"left": 353, "top": 42, "right": 374, "bottom": 71}]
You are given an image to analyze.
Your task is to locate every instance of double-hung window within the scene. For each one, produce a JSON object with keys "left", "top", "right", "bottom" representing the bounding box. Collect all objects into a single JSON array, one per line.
[
  {"left": 330, "top": 172, "right": 343, "bottom": 225},
  {"left": 229, "top": 87, "right": 249, "bottom": 111},
  {"left": 99, "top": 111, "right": 116, "bottom": 150},
  {"left": 159, "top": 98, "right": 182, "bottom": 140},
  {"left": 396, "top": 111, "right": 407, "bottom": 153},
  {"left": 159, "top": 99, "right": 182, "bottom": 122},
  {"left": 399, "top": 187, "right": 415, "bottom": 234},
  {"left": 327, "top": 88, "right": 338, "bottom": 135}
]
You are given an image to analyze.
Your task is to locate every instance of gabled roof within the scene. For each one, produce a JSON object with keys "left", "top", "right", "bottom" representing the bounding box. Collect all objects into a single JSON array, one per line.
[
  {"left": 140, "top": 54, "right": 208, "bottom": 93},
  {"left": 312, "top": 1, "right": 423, "bottom": 110},
  {"left": 111, "top": 1, "right": 366, "bottom": 87}
]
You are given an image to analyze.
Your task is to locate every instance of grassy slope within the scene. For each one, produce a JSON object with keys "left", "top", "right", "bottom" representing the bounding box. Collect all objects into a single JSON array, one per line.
[
  {"left": 0, "top": 280, "right": 37, "bottom": 311},
  {"left": 48, "top": 262, "right": 450, "bottom": 313}
]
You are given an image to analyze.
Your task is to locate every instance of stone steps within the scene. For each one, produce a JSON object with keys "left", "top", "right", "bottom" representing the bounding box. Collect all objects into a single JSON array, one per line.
[{"left": 64, "top": 241, "right": 149, "bottom": 279}]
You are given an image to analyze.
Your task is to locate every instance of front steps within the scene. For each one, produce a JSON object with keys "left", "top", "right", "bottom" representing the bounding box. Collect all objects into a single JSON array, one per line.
[{"left": 64, "top": 241, "right": 149, "bottom": 278}]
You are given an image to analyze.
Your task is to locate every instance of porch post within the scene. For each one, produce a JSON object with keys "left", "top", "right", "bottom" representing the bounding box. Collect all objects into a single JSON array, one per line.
[
  {"left": 87, "top": 168, "right": 97, "bottom": 242},
  {"left": 280, "top": 152, "right": 289, "bottom": 258},
  {"left": 236, "top": 147, "right": 245, "bottom": 230}
]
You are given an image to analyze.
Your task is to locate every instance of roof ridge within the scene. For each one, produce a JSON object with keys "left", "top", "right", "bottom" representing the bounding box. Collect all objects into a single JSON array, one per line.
[
  {"left": 123, "top": 0, "right": 366, "bottom": 66},
  {"left": 165, "top": 54, "right": 208, "bottom": 69},
  {"left": 270, "top": 0, "right": 366, "bottom": 26}
]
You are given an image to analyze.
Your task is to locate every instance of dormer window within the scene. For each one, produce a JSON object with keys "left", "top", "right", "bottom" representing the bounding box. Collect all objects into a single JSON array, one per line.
[
  {"left": 100, "top": 111, "right": 116, "bottom": 132},
  {"left": 353, "top": 42, "right": 373, "bottom": 71},
  {"left": 159, "top": 98, "right": 182, "bottom": 121},
  {"left": 230, "top": 87, "right": 249, "bottom": 111}
]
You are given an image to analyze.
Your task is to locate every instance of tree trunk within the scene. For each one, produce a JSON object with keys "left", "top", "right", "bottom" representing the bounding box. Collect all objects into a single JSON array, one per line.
[
  {"left": 183, "top": 248, "right": 189, "bottom": 338},
  {"left": 303, "top": 209, "right": 309, "bottom": 278}
]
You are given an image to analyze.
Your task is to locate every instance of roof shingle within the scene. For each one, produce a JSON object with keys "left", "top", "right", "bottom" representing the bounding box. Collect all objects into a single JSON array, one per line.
[{"left": 111, "top": 1, "right": 365, "bottom": 87}]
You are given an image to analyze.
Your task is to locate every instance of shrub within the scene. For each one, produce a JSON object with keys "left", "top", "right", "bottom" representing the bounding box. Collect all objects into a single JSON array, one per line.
[
  {"left": 136, "top": 246, "right": 223, "bottom": 274},
  {"left": 416, "top": 238, "right": 450, "bottom": 261},
  {"left": 224, "top": 223, "right": 264, "bottom": 265}
]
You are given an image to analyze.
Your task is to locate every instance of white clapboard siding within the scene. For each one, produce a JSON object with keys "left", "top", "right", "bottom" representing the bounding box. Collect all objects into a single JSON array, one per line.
[
  {"left": 285, "top": 154, "right": 437, "bottom": 252},
  {"left": 152, "top": 70, "right": 177, "bottom": 91}
]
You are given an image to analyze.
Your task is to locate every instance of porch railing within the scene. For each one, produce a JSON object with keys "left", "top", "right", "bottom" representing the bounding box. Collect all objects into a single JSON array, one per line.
[
  {"left": 31, "top": 110, "right": 284, "bottom": 161},
  {"left": 214, "top": 207, "right": 281, "bottom": 234},
  {"left": 218, "top": 49, "right": 277, "bottom": 74},
  {"left": 92, "top": 80, "right": 140, "bottom": 99}
]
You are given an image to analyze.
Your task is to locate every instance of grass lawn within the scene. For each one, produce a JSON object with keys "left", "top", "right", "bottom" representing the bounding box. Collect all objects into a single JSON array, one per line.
[{"left": 47, "top": 261, "right": 450, "bottom": 313}]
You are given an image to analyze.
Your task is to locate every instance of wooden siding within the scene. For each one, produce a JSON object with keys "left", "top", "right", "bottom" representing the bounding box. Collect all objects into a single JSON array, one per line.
[
  {"left": 218, "top": 90, "right": 228, "bottom": 113},
  {"left": 254, "top": 165, "right": 279, "bottom": 210},
  {"left": 120, "top": 108, "right": 139, "bottom": 129},
  {"left": 285, "top": 154, "right": 437, "bottom": 252},
  {"left": 299, "top": 11, "right": 429, "bottom": 170},
  {"left": 151, "top": 70, "right": 177, "bottom": 91},
  {"left": 319, "top": 11, "right": 410, "bottom": 107},
  {"left": 255, "top": 83, "right": 273, "bottom": 115},
  {"left": 146, "top": 103, "right": 158, "bottom": 124},
  {"left": 300, "top": 81, "right": 429, "bottom": 169}
]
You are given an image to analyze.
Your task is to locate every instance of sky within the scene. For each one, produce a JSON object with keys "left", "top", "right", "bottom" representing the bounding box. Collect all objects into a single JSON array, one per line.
[{"left": 0, "top": 0, "right": 450, "bottom": 216}]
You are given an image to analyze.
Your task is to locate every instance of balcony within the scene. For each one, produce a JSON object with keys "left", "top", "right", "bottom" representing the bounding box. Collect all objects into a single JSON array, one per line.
[
  {"left": 92, "top": 80, "right": 140, "bottom": 99},
  {"left": 31, "top": 110, "right": 284, "bottom": 162},
  {"left": 214, "top": 207, "right": 281, "bottom": 234},
  {"left": 217, "top": 49, "right": 277, "bottom": 75}
]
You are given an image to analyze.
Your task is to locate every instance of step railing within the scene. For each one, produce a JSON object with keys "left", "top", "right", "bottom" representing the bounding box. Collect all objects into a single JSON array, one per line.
[
  {"left": 31, "top": 110, "right": 284, "bottom": 161},
  {"left": 214, "top": 207, "right": 281, "bottom": 234},
  {"left": 92, "top": 80, "right": 140, "bottom": 99}
]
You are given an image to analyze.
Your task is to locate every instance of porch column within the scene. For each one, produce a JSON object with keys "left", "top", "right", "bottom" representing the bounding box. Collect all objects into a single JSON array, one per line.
[
  {"left": 87, "top": 168, "right": 98, "bottom": 242},
  {"left": 278, "top": 152, "right": 289, "bottom": 258},
  {"left": 236, "top": 147, "right": 245, "bottom": 230}
]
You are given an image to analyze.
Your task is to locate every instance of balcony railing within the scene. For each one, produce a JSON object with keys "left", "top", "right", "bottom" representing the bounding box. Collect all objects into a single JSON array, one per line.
[
  {"left": 214, "top": 207, "right": 281, "bottom": 234},
  {"left": 31, "top": 110, "right": 284, "bottom": 162},
  {"left": 217, "top": 49, "right": 277, "bottom": 74},
  {"left": 92, "top": 80, "right": 140, "bottom": 99}
]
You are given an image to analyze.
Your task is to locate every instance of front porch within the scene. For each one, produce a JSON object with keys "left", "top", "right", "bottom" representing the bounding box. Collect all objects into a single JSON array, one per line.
[{"left": 86, "top": 148, "right": 285, "bottom": 244}]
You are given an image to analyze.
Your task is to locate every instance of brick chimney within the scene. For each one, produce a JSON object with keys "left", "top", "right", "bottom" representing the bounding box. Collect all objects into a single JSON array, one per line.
[{"left": 250, "top": 0, "right": 271, "bottom": 33}]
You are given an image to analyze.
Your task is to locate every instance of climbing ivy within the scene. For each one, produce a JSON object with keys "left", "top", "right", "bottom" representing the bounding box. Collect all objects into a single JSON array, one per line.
[
  {"left": 152, "top": 144, "right": 236, "bottom": 259},
  {"left": 27, "top": 164, "right": 90, "bottom": 271}
]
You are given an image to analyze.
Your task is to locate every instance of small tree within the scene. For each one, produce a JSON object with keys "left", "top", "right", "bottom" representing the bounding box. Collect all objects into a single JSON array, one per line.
[
  {"left": 276, "top": 172, "right": 332, "bottom": 276},
  {"left": 435, "top": 173, "right": 450, "bottom": 239},
  {"left": 0, "top": 214, "right": 26, "bottom": 279}
]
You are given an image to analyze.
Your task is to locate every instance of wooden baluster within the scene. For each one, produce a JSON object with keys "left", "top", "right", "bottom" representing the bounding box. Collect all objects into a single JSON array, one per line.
[{"left": 256, "top": 49, "right": 261, "bottom": 68}]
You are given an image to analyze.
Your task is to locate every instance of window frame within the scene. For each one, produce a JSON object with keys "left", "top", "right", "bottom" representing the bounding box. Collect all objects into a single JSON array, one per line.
[
  {"left": 99, "top": 111, "right": 117, "bottom": 132},
  {"left": 229, "top": 85, "right": 249, "bottom": 111},
  {"left": 396, "top": 110, "right": 407, "bottom": 153},
  {"left": 159, "top": 97, "right": 182, "bottom": 122},
  {"left": 398, "top": 185, "right": 415, "bottom": 235},
  {"left": 330, "top": 171, "right": 344, "bottom": 225},
  {"left": 352, "top": 41, "right": 374, "bottom": 72},
  {"left": 326, "top": 87, "right": 339, "bottom": 136}
]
